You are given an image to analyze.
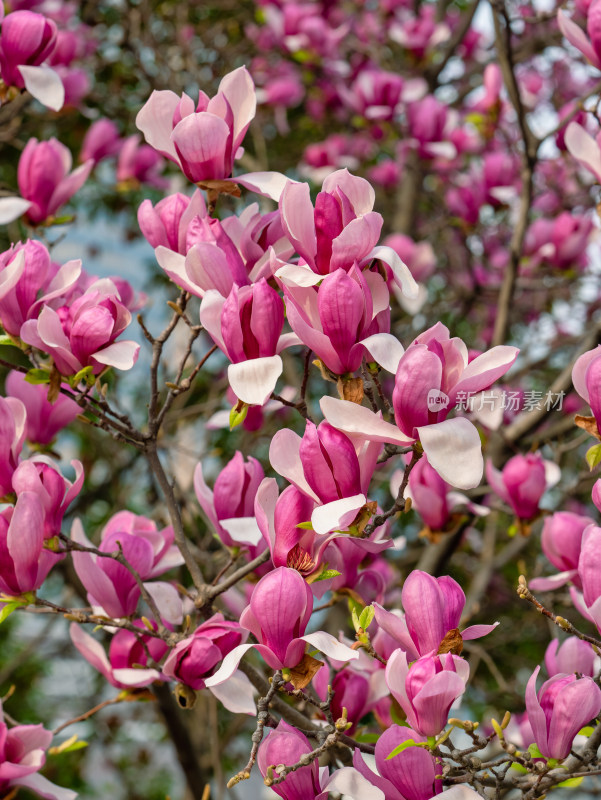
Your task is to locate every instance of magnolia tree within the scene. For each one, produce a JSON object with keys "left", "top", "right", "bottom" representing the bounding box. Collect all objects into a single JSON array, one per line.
[{"left": 3, "top": 0, "right": 601, "bottom": 798}]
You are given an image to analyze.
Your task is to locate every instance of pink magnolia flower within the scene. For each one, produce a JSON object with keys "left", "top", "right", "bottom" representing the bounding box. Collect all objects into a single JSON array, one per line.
[
  {"left": 257, "top": 720, "right": 384, "bottom": 800},
  {"left": 116, "top": 134, "right": 167, "bottom": 189},
  {"left": 524, "top": 213, "right": 593, "bottom": 272},
  {"left": 199, "top": 279, "right": 295, "bottom": 406},
  {"left": 0, "top": 700, "right": 76, "bottom": 800},
  {"left": 276, "top": 169, "right": 417, "bottom": 295},
  {"left": 319, "top": 322, "right": 518, "bottom": 489},
  {"left": 373, "top": 570, "right": 497, "bottom": 660},
  {"left": 529, "top": 511, "right": 592, "bottom": 591},
  {"left": 11, "top": 456, "right": 83, "bottom": 537},
  {"left": 406, "top": 96, "right": 456, "bottom": 160},
  {"left": 0, "top": 491, "right": 62, "bottom": 596},
  {"left": 386, "top": 649, "right": 470, "bottom": 736},
  {"left": 0, "top": 240, "right": 81, "bottom": 337},
  {"left": 0, "top": 10, "right": 64, "bottom": 110},
  {"left": 80, "top": 118, "right": 122, "bottom": 164},
  {"left": 0, "top": 10, "right": 56, "bottom": 87},
  {"left": 163, "top": 613, "right": 246, "bottom": 690},
  {"left": 572, "top": 344, "right": 601, "bottom": 426},
  {"left": 402, "top": 456, "right": 488, "bottom": 532},
  {"left": 5, "top": 370, "right": 79, "bottom": 444},
  {"left": 0, "top": 396, "right": 26, "bottom": 496},
  {"left": 269, "top": 419, "right": 382, "bottom": 534},
  {"left": 70, "top": 621, "right": 167, "bottom": 689},
  {"left": 545, "top": 637, "right": 596, "bottom": 678},
  {"left": 204, "top": 567, "right": 358, "bottom": 687},
  {"left": 137, "top": 190, "right": 207, "bottom": 254},
  {"left": 70, "top": 512, "right": 183, "bottom": 619},
  {"left": 283, "top": 265, "right": 390, "bottom": 377},
  {"left": 18, "top": 138, "right": 92, "bottom": 225},
  {"left": 20, "top": 287, "right": 140, "bottom": 377},
  {"left": 220, "top": 203, "right": 294, "bottom": 279},
  {"left": 193, "top": 451, "right": 265, "bottom": 549},
  {"left": 486, "top": 453, "right": 551, "bottom": 520},
  {"left": 353, "top": 724, "right": 442, "bottom": 800},
  {"left": 136, "top": 66, "right": 256, "bottom": 182},
  {"left": 558, "top": 0, "right": 601, "bottom": 70},
  {"left": 526, "top": 666, "right": 601, "bottom": 759}
]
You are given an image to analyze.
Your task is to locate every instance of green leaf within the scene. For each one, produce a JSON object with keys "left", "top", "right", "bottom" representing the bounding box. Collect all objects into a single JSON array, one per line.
[
  {"left": 387, "top": 738, "right": 418, "bottom": 759},
  {"left": 578, "top": 726, "right": 594, "bottom": 737},
  {"left": 229, "top": 403, "right": 248, "bottom": 430},
  {"left": 70, "top": 365, "right": 95, "bottom": 387},
  {"left": 355, "top": 732, "right": 380, "bottom": 743},
  {"left": 528, "top": 743, "right": 544, "bottom": 759},
  {"left": 510, "top": 763, "right": 528, "bottom": 774},
  {"left": 556, "top": 777, "right": 584, "bottom": 788},
  {"left": 351, "top": 605, "right": 361, "bottom": 632},
  {"left": 313, "top": 569, "right": 342, "bottom": 582},
  {"left": 0, "top": 334, "right": 18, "bottom": 347},
  {"left": 358, "top": 605, "right": 375, "bottom": 631},
  {"left": 296, "top": 521, "right": 314, "bottom": 530},
  {"left": 586, "top": 444, "right": 601, "bottom": 470},
  {"left": 0, "top": 602, "right": 20, "bottom": 624},
  {"left": 25, "top": 368, "right": 51, "bottom": 385}
]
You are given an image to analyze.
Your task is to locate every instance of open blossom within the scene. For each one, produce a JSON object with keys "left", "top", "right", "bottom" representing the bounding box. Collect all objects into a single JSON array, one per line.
[
  {"left": 0, "top": 491, "right": 62, "bottom": 596},
  {"left": 70, "top": 621, "right": 167, "bottom": 690},
  {"left": 11, "top": 456, "right": 83, "bottom": 537},
  {"left": 526, "top": 666, "right": 601, "bottom": 759},
  {"left": 20, "top": 287, "right": 140, "bottom": 377},
  {"left": 5, "top": 370, "right": 79, "bottom": 444},
  {"left": 283, "top": 266, "right": 390, "bottom": 376},
  {"left": 18, "top": 137, "right": 92, "bottom": 225},
  {"left": 0, "top": 10, "right": 57, "bottom": 87},
  {"left": 373, "top": 570, "right": 497, "bottom": 660},
  {"left": 268, "top": 419, "right": 381, "bottom": 534},
  {"left": 0, "top": 240, "right": 81, "bottom": 338},
  {"left": 386, "top": 649, "right": 470, "bottom": 736},
  {"left": 277, "top": 169, "right": 417, "bottom": 295},
  {"left": 204, "top": 567, "right": 358, "bottom": 688},
  {"left": 0, "top": 701, "right": 76, "bottom": 800},
  {"left": 319, "top": 322, "right": 517, "bottom": 489},
  {"left": 572, "top": 344, "right": 601, "bottom": 427},
  {"left": 257, "top": 721, "right": 384, "bottom": 800},
  {"left": 136, "top": 66, "right": 256, "bottom": 182},
  {"left": 70, "top": 512, "right": 183, "bottom": 619},
  {"left": 353, "top": 724, "right": 442, "bottom": 800},
  {"left": 194, "top": 451, "right": 265, "bottom": 549}
]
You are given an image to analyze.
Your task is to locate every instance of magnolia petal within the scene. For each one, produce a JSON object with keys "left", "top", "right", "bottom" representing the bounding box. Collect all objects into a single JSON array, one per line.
[
  {"left": 135, "top": 90, "right": 181, "bottom": 162},
  {"left": 142, "top": 581, "right": 183, "bottom": 625},
  {"left": 461, "top": 622, "right": 499, "bottom": 640},
  {"left": 94, "top": 340, "right": 140, "bottom": 371},
  {"left": 275, "top": 263, "right": 321, "bottom": 287},
  {"left": 155, "top": 246, "right": 201, "bottom": 296},
  {"left": 311, "top": 494, "right": 366, "bottom": 535},
  {"left": 368, "top": 245, "right": 419, "bottom": 298},
  {"left": 0, "top": 197, "right": 31, "bottom": 224},
  {"left": 439, "top": 787, "right": 486, "bottom": 800},
  {"left": 558, "top": 10, "right": 601, "bottom": 68},
  {"left": 13, "top": 772, "right": 78, "bottom": 800},
  {"left": 417, "top": 418, "right": 483, "bottom": 490},
  {"left": 320, "top": 396, "right": 414, "bottom": 446},
  {"left": 220, "top": 516, "right": 263, "bottom": 546},
  {"left": 232, "top": 171, "right": 296, "bottom": 201},
  {"left": 209, "top": 669, "right": 257, "bottom": 715},
  {"left": 269, "top": 428, "right": 319, "bottom": 502},
  {"left": 565, "top": 122, "right": 601, "bottom": 183},
  {"left": 227, "top": 355, "right": 283, "bottom": 406},
  {"left": 204, "top": 643, "right": 255, "bottom": 687},
  {"left": 324, "top": 767, "right": 386, "bottom": 800},
  {"left": 19, "top": 65, "right": 65, "bottom": 111},
  {"left": 528, "top": 570, "right": 579, "bottom": 591},
  {"left": 112, "top": 668, "right": 162, "bottom": 686},
  {"left": 360, "top": 333, "right": 405, "bottom": 373},
  {"left": 301, "top": 631, "right": 359, "bottom": 662},
  {"left": 69, "top": 622, "right": 112, "bottom": 682}
]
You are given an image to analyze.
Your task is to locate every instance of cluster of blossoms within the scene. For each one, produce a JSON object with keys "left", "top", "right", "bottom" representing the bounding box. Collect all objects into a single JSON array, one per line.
[{"left": 3, "top": 0, "right": 601, "bottom": 794}]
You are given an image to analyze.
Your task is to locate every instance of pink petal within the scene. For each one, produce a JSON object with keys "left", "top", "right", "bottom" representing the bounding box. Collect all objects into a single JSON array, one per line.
[
  {"left": 209, "top": 669, "right": 257, "bottom": 715},
  {"left": 325, "top": 767, "right": 386, "bottom": 800},
  {"left": 204, "top": 643, "right": 255, "bottom": 687},
  {"left": 269, "top": 428, "right": 319, "bottom": 501},
  {"left": 227, "top": 355, "right": 283, "bottom": 406},
  {"left": 320, "top": 396, "right": 414, "bottom": 446},
  {"left": 558, "top": 9, "right": 601, "bottom": 68},
  {"left": 311, "top": 494, "right": 366, "bottom": 535},
  {"left": 528, "top": 570, "right": 578, "bottom": 591},
  {"left": 232, "top": 171, "right": 295, "bottom": 201},
  {"left": 368, "top": 245, "right": 419, "bottom": 298},
  {"left": 18, "top": 65, "right": 64, "bottom": 111},
  {"left": 417, "top": 418, "right": 483, "bottom": 489},
  {"left": 0, "top": 197, "right": 31, "bottom": 224},
  {"left": 301, "top": 631, "right": 359, "bottom": 662},
  {"left": 565, "top": 122, "right": 601, "bottom": 183},
  {"left": 322, "top": 169, "right": 375, "bottom": 215},
  {"left": 93, "top": 340, "right": 140, "bottom": 371},
  {"left": 220, "top": 517, "right": 263, "bottom": 546},
  {"left": 12, "top": 773, "right": 77, "bottom": 800},
  {"left": 360, "top": 333, "right": 405, "bottom": 374},
  {"left": 135, "top": 90, "right": 181, "bottom": 162}
]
